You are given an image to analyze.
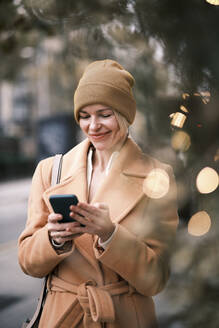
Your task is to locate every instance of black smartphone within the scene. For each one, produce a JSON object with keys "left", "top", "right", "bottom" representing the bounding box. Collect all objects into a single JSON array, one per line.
[{"left": 49, "top": 194, "right": 79, "bottom": 224}]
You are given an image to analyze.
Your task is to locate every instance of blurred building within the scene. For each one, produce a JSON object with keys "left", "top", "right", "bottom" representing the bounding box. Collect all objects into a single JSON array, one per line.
[{"left": 0, "top": 39, "right": 79, "bottom": 180}]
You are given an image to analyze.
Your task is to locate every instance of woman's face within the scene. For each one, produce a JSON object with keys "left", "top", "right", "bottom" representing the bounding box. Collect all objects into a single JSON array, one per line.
[{"left": 79, "top": 104, "right": 126, "bottom": 152}]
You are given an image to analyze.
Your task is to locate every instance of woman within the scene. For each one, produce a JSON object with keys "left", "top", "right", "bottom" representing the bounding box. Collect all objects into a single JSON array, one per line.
[{"left": 18, "top": 59, "right": 179, "bottom": 328}]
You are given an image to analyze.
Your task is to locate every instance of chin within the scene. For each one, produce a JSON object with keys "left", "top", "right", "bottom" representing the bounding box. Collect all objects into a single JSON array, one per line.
[
  {"left": 92, "top": 139, "right": 113, "bottom": 151},
  {"left": 93, "top": 143, "right": 108, "bottom": 151}
]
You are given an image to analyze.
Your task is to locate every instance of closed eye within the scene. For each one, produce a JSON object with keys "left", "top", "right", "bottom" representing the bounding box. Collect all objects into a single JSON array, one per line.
[
  {"left": 79, "top": 114, "right": 90, "bottom": 119},
  {"left": 100, "top": 114, "right": 112, "bottom": 118}
]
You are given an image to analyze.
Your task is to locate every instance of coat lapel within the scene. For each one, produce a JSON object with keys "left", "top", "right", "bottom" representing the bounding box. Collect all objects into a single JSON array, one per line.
[
  {"left": 91, "top": 137, "right": 154, "bottom": 224},
  {"left": 43, "top": 168, "right": 88, "bottom": 213},
  {"left": 43, "top": 139, "right": 102, "bottom": 275},
  {"left": 43, "top": 138, "right": 90, "bottom": 211}
]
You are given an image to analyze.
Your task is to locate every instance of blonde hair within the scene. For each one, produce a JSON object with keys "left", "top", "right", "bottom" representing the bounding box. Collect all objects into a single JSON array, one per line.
[{"left": 113, "top": 110, "right": 130, "bottom": 138}]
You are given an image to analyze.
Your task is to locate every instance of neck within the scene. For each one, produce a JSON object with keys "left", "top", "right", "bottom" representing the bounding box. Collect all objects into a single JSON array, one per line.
[
  {"left": 94, "top": 151, "right": 112, "bottom": 172},
  {"left": 93, "top": 135, "right": 127, "bottom": 172}
]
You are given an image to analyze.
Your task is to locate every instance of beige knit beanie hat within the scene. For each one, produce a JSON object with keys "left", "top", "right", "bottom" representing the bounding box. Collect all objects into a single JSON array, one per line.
[{"left": 74, "top": 59, "right": 136, "bottom": 125}]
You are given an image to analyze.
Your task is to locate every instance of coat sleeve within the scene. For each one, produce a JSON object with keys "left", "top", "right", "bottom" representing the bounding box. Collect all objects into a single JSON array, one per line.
[
  {"left": 18, "top": 158, "right": 74, "bottom": 278},
  {"left": 94, "top": 164, "right": 179, "bottom": 297}
]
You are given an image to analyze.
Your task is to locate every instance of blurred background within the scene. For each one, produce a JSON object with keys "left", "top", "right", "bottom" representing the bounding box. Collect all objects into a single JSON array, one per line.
[{"left": 0, "top": 0, "right": 218, "bottom": 327}]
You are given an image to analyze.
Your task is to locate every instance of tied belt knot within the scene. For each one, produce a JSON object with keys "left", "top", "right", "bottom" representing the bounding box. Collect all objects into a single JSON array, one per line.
[
  {"left": 48, "top": 275, "right": 135, "bottom": 326},
  {"left": 77, "top": 280, "right": 114, "bottom": 323}
]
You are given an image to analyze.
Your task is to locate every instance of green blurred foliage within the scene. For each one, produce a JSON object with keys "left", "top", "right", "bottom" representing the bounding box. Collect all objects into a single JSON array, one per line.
[
  {"left": 0, "top": 0, "right": 219, "bottom": 91},
  {"left": 134, "top": 0, "right": 219, "bottom": 90},
  {"left": 0, "top": 0, "right": 54, "bottom": 79}
]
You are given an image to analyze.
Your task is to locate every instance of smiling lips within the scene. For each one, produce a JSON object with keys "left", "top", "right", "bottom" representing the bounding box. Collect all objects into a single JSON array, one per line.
[{"left": 89, "top": 131, "right": 111, "bottom": 140}]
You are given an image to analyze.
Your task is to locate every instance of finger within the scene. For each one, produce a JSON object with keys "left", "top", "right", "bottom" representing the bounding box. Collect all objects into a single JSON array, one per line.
[
  {"left": 69, "top": 206, "right": 90, "bottom": 220},
  {"left": 65, "top": 221, "right": 82, "bottom": 231},
  {"left": 52, "top": 232, "right": 83, "bottom": 244},
  {"left": 51, "top": 230, "right": 74, "bottom": 239},
  {"left": 47, "top": 222, "right": 69, "bottom": 232},
  {"left": 47, "top": 222, "right": 65, "bottom": 234},
  {"left": 50, "top": 226, "right": 83, "bottom": 239},
  {"left": 48, "top": 213, "right": 63, "bottom": 223},
  {"left": 77, "top": 202, "right": 100, "bottom": 215},
  {"left": 70, "top": 211, "right": 93, "bottom": 227},
  {"left": 71, "top": 203, "right": 99, "bottom": 218},
  {"left": 50, "top": 219, "right": 82, "bottom": 231},
  {"left": 61, "top": 233, "right": 83, "bottom": 241}
]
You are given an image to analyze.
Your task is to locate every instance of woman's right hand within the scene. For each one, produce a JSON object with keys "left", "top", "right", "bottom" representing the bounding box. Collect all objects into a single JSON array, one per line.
[{"left": 47, "top": 213, "right": 83, "bottom": 245}]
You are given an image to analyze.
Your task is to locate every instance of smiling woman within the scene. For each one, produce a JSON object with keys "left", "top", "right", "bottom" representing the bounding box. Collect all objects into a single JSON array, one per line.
[{"left": 18, "top": 59, "right": 179, "bottom": 328}]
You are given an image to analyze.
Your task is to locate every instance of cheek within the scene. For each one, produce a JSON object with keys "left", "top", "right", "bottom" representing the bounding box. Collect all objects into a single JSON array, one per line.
[
  {"left": 109, "top": 119, "right": 120, "bottom": 133},
  {"left": 79, "top": 121, "right": 88, "bottom": 132}
]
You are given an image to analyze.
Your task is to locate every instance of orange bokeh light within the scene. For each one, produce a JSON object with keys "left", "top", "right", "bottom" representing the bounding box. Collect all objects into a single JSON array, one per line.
[
  {"left": 171, "top": 130, "right": 191, "bottom": 152},
  {"left": 143, "top": 168, "right": 170, "bottom": 199},
  {"left": 170, "top": 112, "right": 186, "bottom": 128},
  {"left": 206, "top": 0, "right": 219, "bottom": 5},
  {"left": 196, "top": 167, "right": 219, "bottom": 194},
  {"left": 188, "top": 211, "right": 211, "bottom": 237}
]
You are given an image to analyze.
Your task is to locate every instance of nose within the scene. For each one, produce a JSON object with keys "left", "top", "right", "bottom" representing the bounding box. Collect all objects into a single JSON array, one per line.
[{"left": 89, "top": 117, "right": 101, "bottom": 131}]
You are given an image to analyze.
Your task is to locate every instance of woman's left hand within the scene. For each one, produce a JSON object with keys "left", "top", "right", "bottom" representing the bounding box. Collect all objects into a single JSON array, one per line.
[{"left": 70, "top": 202, "right": 115, "bottom": 242}]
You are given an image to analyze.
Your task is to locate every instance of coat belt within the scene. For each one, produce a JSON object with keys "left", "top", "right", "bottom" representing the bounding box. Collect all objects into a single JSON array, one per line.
[{"left": 48, "top": 275, "right": 135, "bottom": 327}]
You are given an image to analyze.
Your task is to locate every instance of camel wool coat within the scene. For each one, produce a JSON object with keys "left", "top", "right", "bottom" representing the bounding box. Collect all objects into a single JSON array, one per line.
[{"left": 18, "top": 137, "right": 179, "bottom": 328}]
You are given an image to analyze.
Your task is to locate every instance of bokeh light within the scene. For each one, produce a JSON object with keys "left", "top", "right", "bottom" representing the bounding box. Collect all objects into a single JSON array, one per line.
[
  {"left": 206, "top": 0, "right": 219, "bottom": 6},
  {"left": 171, "top": 130, "right": 191, "bottom": 152},
  {"left": 170, "top": 112, "right": 186, "bottom": 128},
  {"left": 196, "top": 167, "right": 219, "bottom": 194},
  {"left": 188, "top": 211, "right": 211, "bottom": 236},
  {"left": 180, "top": 105, "right": 189, "bottom": 113},
  {"left": 193, "top": 91, "right": 211, "bottom": 104},
  {"left": 182, "top": 93, "right": 190, "bottom": 100},
  {"left": 214, "top": 148, "right": 219, "bottom": 162},
  {"left": 143, "top": 168, "right": 170, "bottom": 199}
]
